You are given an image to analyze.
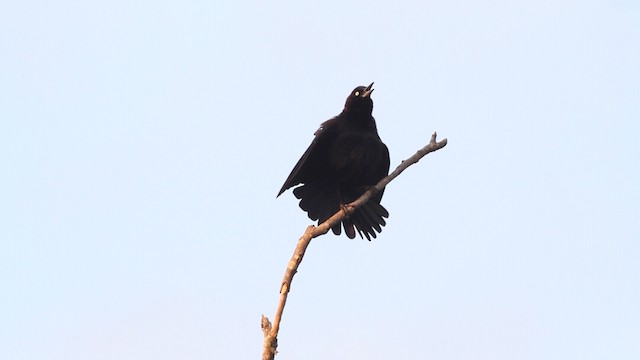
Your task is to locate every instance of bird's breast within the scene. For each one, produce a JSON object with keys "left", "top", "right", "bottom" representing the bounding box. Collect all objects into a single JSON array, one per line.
[{"left": 328, "top": 132, "right": 382, "bottom": 183}]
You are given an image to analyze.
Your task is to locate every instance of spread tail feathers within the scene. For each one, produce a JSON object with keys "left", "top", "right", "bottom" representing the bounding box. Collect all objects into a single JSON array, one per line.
[{"left": 293, "top": 183, "right": 388, "bottom": 240}]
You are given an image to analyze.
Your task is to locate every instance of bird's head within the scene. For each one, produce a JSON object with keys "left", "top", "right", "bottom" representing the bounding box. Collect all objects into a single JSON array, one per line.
[{"left": 344, "top": 82, "right": 374, "bottom": 114}]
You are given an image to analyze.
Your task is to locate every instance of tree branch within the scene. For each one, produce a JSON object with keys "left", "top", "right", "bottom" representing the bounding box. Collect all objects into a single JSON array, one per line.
[{"left": 261, "top": 132, "right": 448, "bottom": 360}]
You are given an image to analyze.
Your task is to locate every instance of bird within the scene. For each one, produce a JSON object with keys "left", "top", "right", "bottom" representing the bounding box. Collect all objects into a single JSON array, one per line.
[{"left": 277, "top": 82, "right": 390, "bottom": 240}]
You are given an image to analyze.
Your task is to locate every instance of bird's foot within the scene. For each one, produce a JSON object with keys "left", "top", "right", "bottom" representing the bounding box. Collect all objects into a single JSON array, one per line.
[{"left": 340, "top": 203, "right": 353, "bottom": 218}]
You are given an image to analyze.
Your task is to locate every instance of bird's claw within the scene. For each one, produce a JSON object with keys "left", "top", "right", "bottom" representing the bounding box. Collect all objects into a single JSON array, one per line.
[{"left": 340, "top": 204, "right": 352, "bottom": 218}]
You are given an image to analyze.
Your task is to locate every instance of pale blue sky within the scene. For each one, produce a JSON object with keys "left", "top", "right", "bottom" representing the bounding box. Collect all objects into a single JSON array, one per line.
[{"left": 1, "top": 1, "right": 639, "bottom": 359}]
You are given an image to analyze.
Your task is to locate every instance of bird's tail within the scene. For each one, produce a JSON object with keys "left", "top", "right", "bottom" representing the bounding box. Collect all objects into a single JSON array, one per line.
[
  {"left": 293, "top": 184, "right": 388, "bottom": 240},
  {"left": 348, "top": 200, "right": 389, "bottom": 241}
]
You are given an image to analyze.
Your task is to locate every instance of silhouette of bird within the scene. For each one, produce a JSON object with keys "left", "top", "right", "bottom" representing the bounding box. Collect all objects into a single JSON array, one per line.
[{"left": 277, "top": 83, "right": 390, "bottom": 240}]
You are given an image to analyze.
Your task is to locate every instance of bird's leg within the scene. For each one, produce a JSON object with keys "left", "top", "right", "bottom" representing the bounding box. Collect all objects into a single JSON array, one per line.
[{"left": 337, "top": 187, "right": 351, "bottom": 218}]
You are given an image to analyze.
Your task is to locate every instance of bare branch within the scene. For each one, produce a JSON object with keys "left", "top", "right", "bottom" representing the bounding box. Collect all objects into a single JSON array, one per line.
[{"left": 262, "top": 132, "right": 448, "bottom": 360}]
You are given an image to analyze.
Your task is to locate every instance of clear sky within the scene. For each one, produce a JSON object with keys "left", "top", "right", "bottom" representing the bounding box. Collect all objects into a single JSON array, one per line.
[{"left": 1, "top": 1, "right": 639, "bottom": 359}]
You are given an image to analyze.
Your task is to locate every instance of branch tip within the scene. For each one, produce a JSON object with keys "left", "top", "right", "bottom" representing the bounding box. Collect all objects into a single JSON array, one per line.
[{"left": 261, "top": 315, "right": 272, "bottom": 336}]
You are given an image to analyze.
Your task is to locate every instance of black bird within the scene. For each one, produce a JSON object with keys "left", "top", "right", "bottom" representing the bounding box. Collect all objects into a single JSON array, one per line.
[{"left": 277, "top": 83, "right": 390, "bottom": 240}]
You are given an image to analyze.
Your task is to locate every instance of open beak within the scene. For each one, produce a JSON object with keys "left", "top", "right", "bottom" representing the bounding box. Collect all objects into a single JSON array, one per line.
[{"left": 361, "top": 82, "right": 374, "bottom": 98}]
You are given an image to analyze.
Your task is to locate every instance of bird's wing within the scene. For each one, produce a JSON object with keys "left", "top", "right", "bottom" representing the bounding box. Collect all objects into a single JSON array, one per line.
[
  {"left": 369, "top": 140, "right": 390, "bottom": 204},
  {"left": 276, "top": 117, "right": 338, "bottom": 197}
]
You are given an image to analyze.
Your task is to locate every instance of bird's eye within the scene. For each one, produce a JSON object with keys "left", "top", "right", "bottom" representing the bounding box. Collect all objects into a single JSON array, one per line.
[{"left": 354, "top": 91, "right": 360, "bottom": 97}]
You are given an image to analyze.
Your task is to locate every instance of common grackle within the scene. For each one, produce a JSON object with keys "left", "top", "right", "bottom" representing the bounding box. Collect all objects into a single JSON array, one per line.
[{"left": 277, "top": 83, "right": 390, "bottom": 240}]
